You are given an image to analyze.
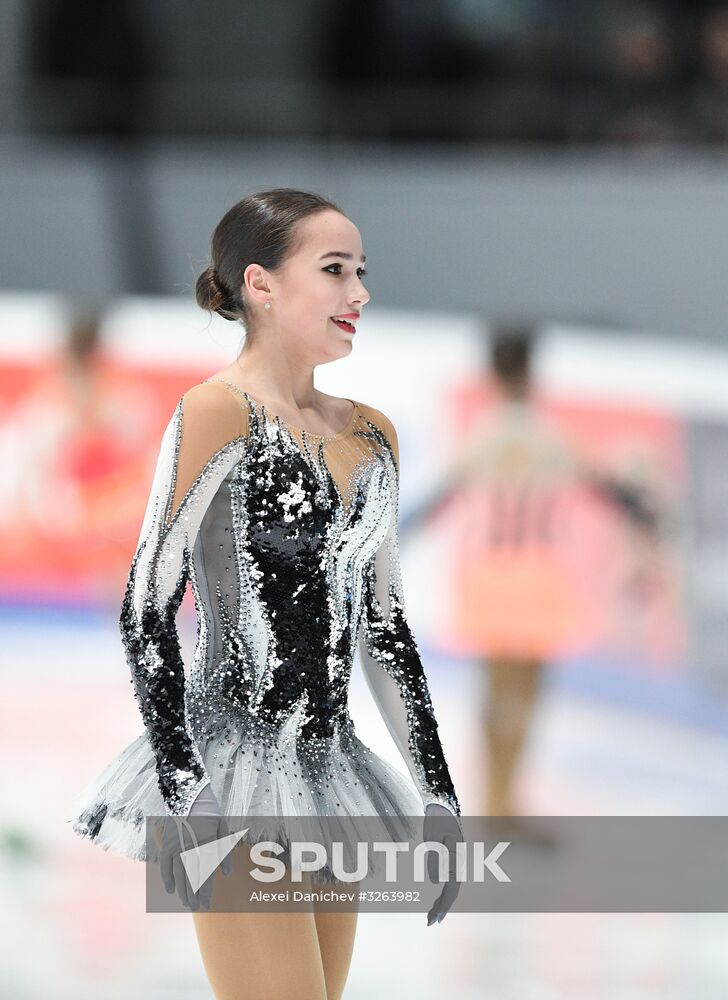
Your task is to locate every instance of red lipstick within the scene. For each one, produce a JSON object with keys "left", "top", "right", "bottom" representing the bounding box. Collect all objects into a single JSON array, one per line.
[{"left": 331, "top": 314, "right": 358, "bottom": 333}]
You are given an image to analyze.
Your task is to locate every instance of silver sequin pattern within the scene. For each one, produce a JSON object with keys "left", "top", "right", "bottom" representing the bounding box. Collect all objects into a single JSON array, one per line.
[{"left": 68, "top": 381, "right": 460, "bottom": 862}]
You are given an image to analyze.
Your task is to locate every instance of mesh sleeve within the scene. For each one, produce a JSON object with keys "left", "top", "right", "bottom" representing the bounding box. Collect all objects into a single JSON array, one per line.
[
  {"left": 357, "top": 415, "right": 461, "bottom": 818},
  {"left": 119, "top": 381, "right": 249, "bottom": 816}
]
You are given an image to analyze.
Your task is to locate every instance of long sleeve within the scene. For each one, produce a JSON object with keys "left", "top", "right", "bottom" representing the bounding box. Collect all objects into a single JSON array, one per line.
[
  {"left": 357, "top": 416, "right": 461, "bottom": 818},
  {"left": 119, "top": 381, "right": 249, "bottom": 817}
]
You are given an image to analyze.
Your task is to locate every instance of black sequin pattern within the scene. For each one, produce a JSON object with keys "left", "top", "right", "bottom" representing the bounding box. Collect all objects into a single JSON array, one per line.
[
  {"left": 119, "top": 545, "right": 207, "bottom": 816},
  {"left": 240, "top": 431, "right": 350, "bottom": 737},
  {"left": 360, "top": 560, "right": 460, "bottom": 814},
  {"left": 73, "top": 385, "right": 460, "bottom": 849}
]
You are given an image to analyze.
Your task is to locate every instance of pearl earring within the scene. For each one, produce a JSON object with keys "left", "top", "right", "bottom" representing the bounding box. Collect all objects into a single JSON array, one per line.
[{"left": 264, "top": 301, "right": 271, "bottom": 310}]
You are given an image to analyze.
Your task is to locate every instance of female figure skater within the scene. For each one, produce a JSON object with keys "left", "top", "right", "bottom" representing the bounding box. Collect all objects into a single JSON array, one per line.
[
  {"left": 400, "top": 327, "right": 660, "bottom": 825},
  {"left": 69, "top": 189, "right": 462, "bottom": 999}
]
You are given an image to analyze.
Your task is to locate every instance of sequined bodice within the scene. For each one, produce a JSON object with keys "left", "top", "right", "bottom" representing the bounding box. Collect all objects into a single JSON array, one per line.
[
  {"left": 186, "top": 378, "right": 397, "bottom": 744},
  {"left": 118, "top": 377, "right": 461, "bottom": 819}
]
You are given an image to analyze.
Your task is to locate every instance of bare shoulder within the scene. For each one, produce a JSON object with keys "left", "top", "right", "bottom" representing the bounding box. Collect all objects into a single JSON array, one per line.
[
  {"left": 355, "top": 399, "right": 397, "bottom": 438},
  {"left": 355, "top": 400, "right": 399, "bottom": 465},
  {"left": 314, "top": 388, "right": 361, "bottom": 426},
  {"left": 179, "top": 380, "right": 249, "bottom": 437}
]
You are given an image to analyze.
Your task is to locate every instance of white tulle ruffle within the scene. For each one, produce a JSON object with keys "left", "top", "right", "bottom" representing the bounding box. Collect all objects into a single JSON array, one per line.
[{"left": 68, "top": 721, "right": 425, "bottom": 882}]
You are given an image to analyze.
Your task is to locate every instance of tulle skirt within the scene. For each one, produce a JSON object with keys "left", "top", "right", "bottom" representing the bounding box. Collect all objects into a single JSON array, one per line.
[{"left": 67, "top": 715, "right": 424, "bottom": 881}]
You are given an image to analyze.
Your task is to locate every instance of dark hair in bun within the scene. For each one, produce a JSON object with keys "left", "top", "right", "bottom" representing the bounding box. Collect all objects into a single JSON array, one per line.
[
  {"left": 195, "top": 264, "right": 239, "bottom": 321},
  {"left": 195, "top": 188, "right": 343, "bottom": 326}
]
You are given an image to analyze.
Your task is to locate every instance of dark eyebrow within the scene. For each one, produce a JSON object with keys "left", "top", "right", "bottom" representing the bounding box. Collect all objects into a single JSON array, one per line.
[{"left": 319, "top": 251, "right": 367, "bottom": 263}]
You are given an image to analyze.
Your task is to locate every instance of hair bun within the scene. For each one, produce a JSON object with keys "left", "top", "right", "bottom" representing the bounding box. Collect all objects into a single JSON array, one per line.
[{"left": 195, "top": 264, "right": 239, "bottom": 321}]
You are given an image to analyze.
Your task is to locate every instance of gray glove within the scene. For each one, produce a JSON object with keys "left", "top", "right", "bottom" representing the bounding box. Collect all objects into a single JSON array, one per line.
[
  {"left": 423, "top": 803, "right": 464, "bottom": 927},
  {"left": 160, "top": 781, "right": 233, "bottom": 911}
]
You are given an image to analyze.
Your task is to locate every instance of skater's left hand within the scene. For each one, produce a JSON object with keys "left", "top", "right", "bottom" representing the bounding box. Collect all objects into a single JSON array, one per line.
[{"left": 423, "top": 803, "right": 464, "bottom": 927}]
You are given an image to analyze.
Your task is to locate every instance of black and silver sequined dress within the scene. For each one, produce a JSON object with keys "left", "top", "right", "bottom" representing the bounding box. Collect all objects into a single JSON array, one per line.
[{"left": 69, "top": 377, "right": 460, "bottom": 861}]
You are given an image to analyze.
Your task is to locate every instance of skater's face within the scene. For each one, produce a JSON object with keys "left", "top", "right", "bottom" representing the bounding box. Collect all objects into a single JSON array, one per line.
[{"left": 244, "top": 210, "right": 370, "bottom": 363}]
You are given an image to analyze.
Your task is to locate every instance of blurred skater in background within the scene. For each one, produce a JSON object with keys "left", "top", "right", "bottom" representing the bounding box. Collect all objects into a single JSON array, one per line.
[
  {"left": 400, "top": 324, "right": 664, "bottom": 826},
  {"left": 0, "top": 301, "right": 160, "bottom": 604}
]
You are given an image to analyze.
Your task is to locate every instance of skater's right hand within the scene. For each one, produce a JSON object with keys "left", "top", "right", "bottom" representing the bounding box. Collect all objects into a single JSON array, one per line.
[{"left": 160, "top": 781, "right": 233, "bottom": 911}]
